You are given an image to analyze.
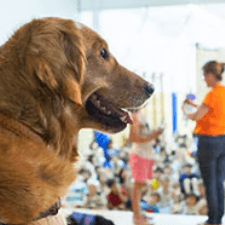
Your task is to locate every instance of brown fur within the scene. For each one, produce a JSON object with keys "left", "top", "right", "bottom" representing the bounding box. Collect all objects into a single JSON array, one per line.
[{"left": 0, "top": 17, "right": 152, "bottom": 224}]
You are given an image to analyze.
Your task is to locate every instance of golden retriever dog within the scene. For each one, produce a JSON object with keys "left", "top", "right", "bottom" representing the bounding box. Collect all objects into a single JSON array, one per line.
[{"left": 0, "top": 17, "right": 154, "bottom": 224}]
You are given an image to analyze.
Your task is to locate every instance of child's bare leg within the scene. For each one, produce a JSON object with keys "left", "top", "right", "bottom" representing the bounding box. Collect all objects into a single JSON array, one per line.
[{"left": 132, "top": 181, "right": 145, "bottom": 219}]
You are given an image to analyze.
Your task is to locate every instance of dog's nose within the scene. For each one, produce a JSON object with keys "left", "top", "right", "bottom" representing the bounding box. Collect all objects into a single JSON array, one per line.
[{"left": 144, "top": 84, "right": 155, "bottom": 97}]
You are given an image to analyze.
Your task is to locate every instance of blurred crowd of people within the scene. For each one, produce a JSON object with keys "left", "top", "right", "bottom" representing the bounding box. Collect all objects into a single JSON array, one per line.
[{"left": 62, "top": 132, "right": 208, "bottom": 216}]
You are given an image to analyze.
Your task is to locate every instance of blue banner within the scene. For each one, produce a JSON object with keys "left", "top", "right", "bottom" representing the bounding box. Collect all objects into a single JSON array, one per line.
[{"left": 172, "top": 93, "right": 177, "bottom": 133}]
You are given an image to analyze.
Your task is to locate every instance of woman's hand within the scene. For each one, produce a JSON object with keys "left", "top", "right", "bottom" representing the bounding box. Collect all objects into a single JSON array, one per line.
[
  {"left": 182, "top": 101, "right": 191, "bottom": 117},
  {"left": 182, "top": 101, "right": 210, "bottom": 121},
  {"left": 183, "top": 98, "right": 192, "bottom": 105},
  {"left": 183, "top": 98, "right": 198, "bottom": 108}
]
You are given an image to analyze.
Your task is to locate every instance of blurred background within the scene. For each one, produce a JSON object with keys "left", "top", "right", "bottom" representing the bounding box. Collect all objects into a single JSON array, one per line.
[
  {"left": 1, "top": 1, "right": 225, "bottom": 145},
  {"left": 1, "top": 0, "right": 225, "bottom": 222}
]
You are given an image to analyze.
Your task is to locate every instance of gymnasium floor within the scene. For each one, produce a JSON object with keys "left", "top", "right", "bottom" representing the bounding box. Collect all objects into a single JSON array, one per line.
[{"left": 59, "top": 208, "right": 216, "bottom": 225}]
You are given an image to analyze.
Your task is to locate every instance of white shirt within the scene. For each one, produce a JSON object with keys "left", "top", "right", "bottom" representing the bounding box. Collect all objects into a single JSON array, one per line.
[{"left": 129, "top": 112, "right": 154, "bottom": 159}]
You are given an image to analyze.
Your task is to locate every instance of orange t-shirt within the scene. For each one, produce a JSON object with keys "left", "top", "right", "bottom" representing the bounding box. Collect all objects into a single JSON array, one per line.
[{"left": 194, "top": 84, "right": 225, "bottom": 136}]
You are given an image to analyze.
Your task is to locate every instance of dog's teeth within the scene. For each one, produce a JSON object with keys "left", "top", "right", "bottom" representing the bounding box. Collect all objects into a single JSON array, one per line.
[
  {"left": 96, "top": 100, "right": 101, "bottom": 107},
  {"left": 92, "top": 94, "right": 97, "bottom": 100},
  {"left": 120, "top": 115, "right": 127, "bottom": 123},
  {"left": 101, "top": 106, "right": 106, "bottom": 111}
]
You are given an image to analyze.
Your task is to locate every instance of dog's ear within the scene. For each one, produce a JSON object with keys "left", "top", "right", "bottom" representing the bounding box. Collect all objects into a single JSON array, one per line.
[
  {"left": 63, "top": 74, "right": 82, "bottom": 105},
  {"left": 34, "top": 57, "right": 59, "bottom": 91},
  {"left": 60, "top": 21, "right": 85, "bottom": 105},
  {"left": 22, "top": 18, "right": 85, "bottom": 105}
]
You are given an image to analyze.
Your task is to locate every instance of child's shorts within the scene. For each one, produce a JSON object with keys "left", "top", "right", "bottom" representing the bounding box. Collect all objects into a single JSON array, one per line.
[{"left": 129, "top": 153, "right": 154, "bottom": 184}]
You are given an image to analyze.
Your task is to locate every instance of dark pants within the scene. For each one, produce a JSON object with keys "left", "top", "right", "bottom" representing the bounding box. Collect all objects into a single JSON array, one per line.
[{"left": 197, "top": 135, "right": 225, "bottom": 224}]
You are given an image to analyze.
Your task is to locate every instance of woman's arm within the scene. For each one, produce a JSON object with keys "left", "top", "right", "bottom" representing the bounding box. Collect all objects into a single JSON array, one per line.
[
  {"left": 182, "top": 103, "right": 210, "bottom": 121},
  {"left": 183, "top": 99, "right": 198, "bottom": 108}
]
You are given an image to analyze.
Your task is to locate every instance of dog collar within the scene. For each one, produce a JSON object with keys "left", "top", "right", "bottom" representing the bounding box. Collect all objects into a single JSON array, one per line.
[
  {"left": 36, "top": 199, "right": 61, "bottom": 220},
  {"left": 0, "top": 113, "right": 43, "bottom": 143},
  {"left": 0, "top": 199, "right": 61, "bottom": 225}
]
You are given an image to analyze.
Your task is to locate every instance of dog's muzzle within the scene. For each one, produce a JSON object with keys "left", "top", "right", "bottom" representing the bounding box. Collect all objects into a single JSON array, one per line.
[{"left": 144, "top": 84, "right": 155, "bottom": 97}]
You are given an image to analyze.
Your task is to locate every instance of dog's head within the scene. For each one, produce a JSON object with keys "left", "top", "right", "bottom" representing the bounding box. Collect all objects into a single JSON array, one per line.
[
  {"left": 1, "top": 17, "right": 154, "bottom": 136},
  {"left": 77, "top": 24, "right": 154, "bottom": 133}
]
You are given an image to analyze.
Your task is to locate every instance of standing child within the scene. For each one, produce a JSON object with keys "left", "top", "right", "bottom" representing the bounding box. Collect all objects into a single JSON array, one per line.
[{"left": 129, "top": 109, "right": 163, "bottom": 225}]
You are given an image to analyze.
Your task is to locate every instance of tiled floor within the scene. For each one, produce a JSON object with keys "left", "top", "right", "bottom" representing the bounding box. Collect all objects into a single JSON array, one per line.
[{"left": 59, "top": 208, "right": 214, "bottom": 225}]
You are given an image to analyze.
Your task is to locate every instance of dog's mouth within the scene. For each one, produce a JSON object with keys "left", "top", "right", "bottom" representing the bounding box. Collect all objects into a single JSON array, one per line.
[{"left": 85, "top": 92, "right": 133, "bottom": 132}]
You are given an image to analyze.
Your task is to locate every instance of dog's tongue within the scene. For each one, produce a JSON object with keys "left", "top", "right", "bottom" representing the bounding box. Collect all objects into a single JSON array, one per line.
[{"left": 124, "top": 112, "right": 133, "bottom": 124}]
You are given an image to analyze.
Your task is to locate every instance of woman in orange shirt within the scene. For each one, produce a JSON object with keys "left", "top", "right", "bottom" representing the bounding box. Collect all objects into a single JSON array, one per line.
[{"left": 182, "top": 61, "right": 225, "bottom": 225}]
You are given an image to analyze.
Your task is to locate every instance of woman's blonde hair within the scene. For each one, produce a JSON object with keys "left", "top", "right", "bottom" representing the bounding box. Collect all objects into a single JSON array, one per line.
[{"left": 202, "top": 61, "right": 225, "bottom": 81}]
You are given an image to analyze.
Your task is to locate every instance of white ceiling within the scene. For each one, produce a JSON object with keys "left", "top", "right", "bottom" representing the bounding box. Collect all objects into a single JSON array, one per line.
[{"left": 77, "top": 0, "right": 225, "bottom": 11}]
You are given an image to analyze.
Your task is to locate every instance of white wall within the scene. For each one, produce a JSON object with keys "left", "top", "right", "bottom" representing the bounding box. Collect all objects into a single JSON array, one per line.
[
  {"left": 0, "top": 0, "right": 77, "bottom": 45},
  {"left": 2, "top": 2, "right": 225, "bottom": 146}
]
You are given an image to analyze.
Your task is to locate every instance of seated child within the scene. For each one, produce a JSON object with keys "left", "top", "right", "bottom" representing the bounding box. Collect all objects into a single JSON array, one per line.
[
  {"left": 197, "top": 183, "right": 208, "bottom": 215},
  {"left": 83, "top": 179, "right": 106, "bottom": 210},
  {"left": 141, "top": 193, "right": 161, "bottom": 213},
  {"left": 179, "top": 164, "right": 199, "bottom": 196},
  {"left": 171, "top": 195, "right": 184, "bottom": 214},
  {"left": 185, "top": 194, "right": 199, "bottom": 215},
  {"left": 106, "top": 179, "right": 127, "bottom": 210}
]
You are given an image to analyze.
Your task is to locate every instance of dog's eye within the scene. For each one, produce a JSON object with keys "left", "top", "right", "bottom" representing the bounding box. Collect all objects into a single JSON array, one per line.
[{"left": 100, "top": 48, "right": 109, "bottom": 59}]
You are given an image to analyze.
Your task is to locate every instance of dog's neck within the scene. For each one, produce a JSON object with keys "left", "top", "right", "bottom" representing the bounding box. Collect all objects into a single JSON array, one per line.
[
  {"left": 0, "top": 98, "right": 81, "bottom": 162},
  {"left": 36, "top": 100, "right": 82, "bottom": 162},
  {"left": 48, "top": 100, "right": 81, "bottom": 162},
  {"left": 0, "top": 113, "right": 43, "bottom": 144}
]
